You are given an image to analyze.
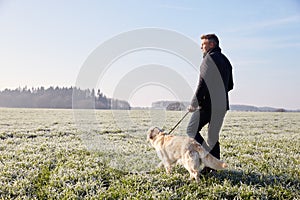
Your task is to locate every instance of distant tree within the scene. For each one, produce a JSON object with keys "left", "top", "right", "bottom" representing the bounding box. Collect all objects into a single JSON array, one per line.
[
  {"left": 0, "top": 86, "right": 130, "bottom": 110},
  {"left": 166, "top": 102, "right": 186, "bottom": 111},
  {"left": 275, "top": 108, "right": 286, "bottom": 112}
]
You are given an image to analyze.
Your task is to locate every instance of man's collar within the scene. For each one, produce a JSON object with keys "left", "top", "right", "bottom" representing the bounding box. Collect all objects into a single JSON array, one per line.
[
  {"left": 208, "top": 46, "right": 222, "bottom": 53},
  {"left": 203, "top": 46, "right": 221, "bottom": 58}
]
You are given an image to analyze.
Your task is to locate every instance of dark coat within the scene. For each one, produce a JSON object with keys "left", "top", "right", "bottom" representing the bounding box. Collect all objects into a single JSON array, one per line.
[{"left": 191, "top": 46, "right": 234, "bottom": 110}]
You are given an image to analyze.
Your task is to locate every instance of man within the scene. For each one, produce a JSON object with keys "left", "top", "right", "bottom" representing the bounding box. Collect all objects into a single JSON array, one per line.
[{"left": 187, "top": 34, "right": 234, "bottom": 174}]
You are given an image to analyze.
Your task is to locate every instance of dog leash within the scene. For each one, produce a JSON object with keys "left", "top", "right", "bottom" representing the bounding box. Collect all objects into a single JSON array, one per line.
[{"left": 166, "top": 111, "right": 190, "bottom": 135}]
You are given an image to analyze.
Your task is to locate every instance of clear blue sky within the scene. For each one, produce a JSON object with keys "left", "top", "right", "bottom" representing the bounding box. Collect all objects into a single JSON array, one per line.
[{"left": 1, "top": 0, "right": 300, "bottom": 109}]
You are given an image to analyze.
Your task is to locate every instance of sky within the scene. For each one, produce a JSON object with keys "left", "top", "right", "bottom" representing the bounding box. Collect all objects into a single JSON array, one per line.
[{"left": 0, "top": 0, "right": 300, "bottom": 109}]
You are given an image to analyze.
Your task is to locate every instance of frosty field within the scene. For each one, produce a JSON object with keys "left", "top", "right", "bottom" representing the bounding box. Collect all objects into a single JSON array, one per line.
[{"left": 0, "top": 108, "right": 299, "bottom": 199}]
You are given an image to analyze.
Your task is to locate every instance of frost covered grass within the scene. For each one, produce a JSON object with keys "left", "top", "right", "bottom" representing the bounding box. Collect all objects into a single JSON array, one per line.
[{"left": 0, "top": 108, "right": 299, "bottom": 199}]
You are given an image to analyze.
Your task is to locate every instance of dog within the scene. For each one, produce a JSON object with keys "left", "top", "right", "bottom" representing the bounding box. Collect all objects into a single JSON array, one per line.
[{"left": 146, "top": 127, "right": 227, "bottom": 182}]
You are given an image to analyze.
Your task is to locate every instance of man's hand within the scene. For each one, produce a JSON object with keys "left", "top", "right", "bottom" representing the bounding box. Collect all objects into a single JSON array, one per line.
[{"left": 188, "top": 105, "right": 197, "bottom": 112}]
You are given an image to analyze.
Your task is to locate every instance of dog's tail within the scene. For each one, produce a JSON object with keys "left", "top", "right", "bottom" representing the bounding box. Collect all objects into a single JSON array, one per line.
[{"left": 194, "top": 143, "right": 228, "bottom": 170}]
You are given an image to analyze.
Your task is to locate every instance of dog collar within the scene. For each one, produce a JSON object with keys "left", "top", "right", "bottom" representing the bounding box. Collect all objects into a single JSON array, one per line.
[{"left": 154, "top": 127, "right": 164, "bottom": 134}]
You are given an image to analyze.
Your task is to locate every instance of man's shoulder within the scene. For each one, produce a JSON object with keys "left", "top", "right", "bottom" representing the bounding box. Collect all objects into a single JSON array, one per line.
[
  {"left": 209, "top": 51, "right": 231, "bottom": 65},
  {"left": 209, "top": 49, "right": 224, "bottom": 58},
  {"left": 209, "top": 50, "right": 223, "bottom": 62}
]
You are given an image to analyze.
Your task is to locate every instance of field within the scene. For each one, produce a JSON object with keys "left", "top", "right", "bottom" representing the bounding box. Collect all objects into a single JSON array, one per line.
[{"left": 0, "top": 108, "right": 299, "bottom": 199}]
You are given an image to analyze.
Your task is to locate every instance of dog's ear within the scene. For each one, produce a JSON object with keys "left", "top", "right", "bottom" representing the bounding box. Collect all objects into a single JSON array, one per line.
[
  {"left": 149, "top": 129, "right": 155, "bottom": 139},
  {"left": 149, "top": 127, "right": 159, "bottom": 139}
]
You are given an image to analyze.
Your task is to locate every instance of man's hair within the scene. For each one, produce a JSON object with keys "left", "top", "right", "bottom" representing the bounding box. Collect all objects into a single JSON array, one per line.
[{"left": 201, "top": 34, "right": 219, "bottom": 46}]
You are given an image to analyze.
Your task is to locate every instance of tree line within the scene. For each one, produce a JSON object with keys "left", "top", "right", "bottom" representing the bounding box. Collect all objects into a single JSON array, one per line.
[{"left": 0, "top": 86, "right": 130, "bottom": 110}]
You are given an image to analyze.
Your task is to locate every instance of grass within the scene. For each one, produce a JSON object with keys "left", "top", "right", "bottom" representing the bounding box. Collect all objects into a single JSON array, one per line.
[{"left": 0, "top": 108, "right": 299, "bottom": 199}]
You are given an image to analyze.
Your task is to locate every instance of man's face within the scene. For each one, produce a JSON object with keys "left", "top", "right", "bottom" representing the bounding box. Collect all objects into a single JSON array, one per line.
[{"left": 201, "top": 39, "right": 214, "bottom": 54}]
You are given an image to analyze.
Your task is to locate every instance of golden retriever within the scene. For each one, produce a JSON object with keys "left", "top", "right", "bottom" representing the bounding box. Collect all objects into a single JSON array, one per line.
[{"left": 147, "top": 127, "right": 227, "bottom": 182}]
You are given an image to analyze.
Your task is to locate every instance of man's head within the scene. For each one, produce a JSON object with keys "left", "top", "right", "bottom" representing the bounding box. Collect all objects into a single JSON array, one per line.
[{"left": 200, "top": 34, "right": 219, "bottom": 54}]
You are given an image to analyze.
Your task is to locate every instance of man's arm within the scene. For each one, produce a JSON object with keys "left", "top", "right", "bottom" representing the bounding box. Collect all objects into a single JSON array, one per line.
[
  {"left": 191, "top": 77, "right": 208, "bottom": 108},
  {"left": 228, "top": 67, "right": 234, "bottom": 92},
  {"left": 190, "top": 57, "right": 209, "bottom": 111},
  {"left": 188, "top": 80, "right": 207, "bottom": 112}
]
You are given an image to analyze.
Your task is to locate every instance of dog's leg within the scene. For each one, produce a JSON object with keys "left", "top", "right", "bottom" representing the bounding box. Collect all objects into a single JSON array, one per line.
[
  {"left": 164, "top": 162, "right": 172, "bottom": 174},
  {"left": 183, "top": 151, "right": 200, "bottom": 182},
  {"left": 193, "top": 171, "right": 200, "bottom": 182},
  {"left": 176, "top": 159, "right": 182, "bottom": 166},
  {"left": 186, "top": 167, "right": 199, "bottom": 182},
  {"left": 189, "top": 171, "right": 199, "bottom": 182}
]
